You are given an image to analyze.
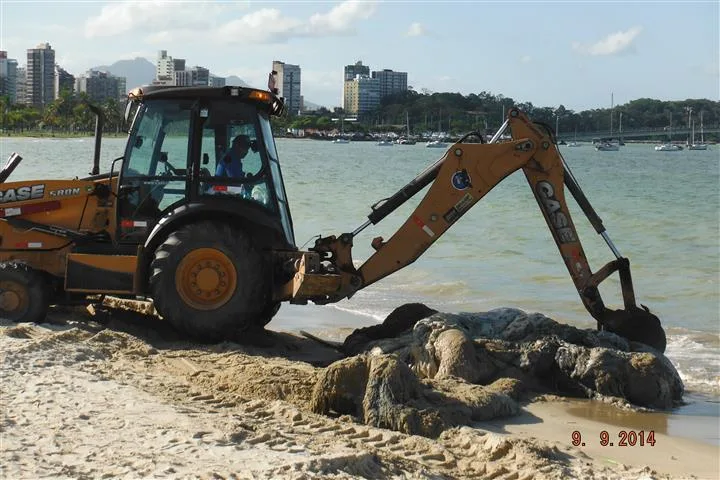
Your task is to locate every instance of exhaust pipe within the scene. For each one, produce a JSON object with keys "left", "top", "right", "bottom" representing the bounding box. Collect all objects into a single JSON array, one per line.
[
  {"left": 85, "top": 103, "right": 105, "bottom": 176},
  {"left": 0, "top": 153, "right": 22, "bottom": 183}
]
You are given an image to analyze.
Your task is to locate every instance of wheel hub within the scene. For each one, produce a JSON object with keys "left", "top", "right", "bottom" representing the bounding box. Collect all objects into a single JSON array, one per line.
[
  {"left": 0, "top": 280, "right": 28, "bottom": 316},
  {"left": 176, "top": 248, "right": 237, "bottom": 310}
]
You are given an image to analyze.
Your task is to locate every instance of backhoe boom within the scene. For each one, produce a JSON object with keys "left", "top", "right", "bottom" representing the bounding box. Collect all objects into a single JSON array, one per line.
[{"left": 284, "top": 108, "right": 666, "bottom": 352}]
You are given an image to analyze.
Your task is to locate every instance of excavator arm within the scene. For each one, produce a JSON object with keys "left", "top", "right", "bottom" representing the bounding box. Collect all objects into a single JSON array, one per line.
[{"left": 281, "top": 108, "right": 666, "bottom": 352}]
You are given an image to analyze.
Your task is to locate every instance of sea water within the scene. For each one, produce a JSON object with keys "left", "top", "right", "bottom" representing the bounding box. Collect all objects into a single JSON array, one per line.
[{"left": 1, "top": 136, "right": 718, "bottom": 401}]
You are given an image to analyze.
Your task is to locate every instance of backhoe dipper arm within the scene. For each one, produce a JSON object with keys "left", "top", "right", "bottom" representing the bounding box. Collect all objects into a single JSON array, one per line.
[{"left": 298, "top": 108, "right": 665, "bottom": 351}]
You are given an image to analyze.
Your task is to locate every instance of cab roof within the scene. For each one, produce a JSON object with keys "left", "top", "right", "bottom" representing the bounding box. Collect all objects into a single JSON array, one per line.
[{"left": 128, "top": 85, "right": 285, "bottom": 116}]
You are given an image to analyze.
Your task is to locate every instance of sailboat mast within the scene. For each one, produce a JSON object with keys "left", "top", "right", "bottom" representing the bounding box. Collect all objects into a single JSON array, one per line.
[
  {"left": 692, "top": 119, "right": 696, "bottom": 144},
  {"left": 610, "top": 93, "right": 614, "bottom": 138},
  {"left": 700, "top": 111, "right": 705, "bottom": 143}
]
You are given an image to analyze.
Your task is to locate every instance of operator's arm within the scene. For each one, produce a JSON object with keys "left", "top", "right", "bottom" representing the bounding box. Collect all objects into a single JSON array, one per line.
[{"left": 215, "top": 158, "right": 227, "bottom": 177}]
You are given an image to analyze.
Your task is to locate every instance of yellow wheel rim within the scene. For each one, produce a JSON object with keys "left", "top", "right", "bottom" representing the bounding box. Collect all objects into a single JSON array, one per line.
[
  {"left": 0, "top": 280, "right": 29, "bottom": 317},
  {"left": 175, "top": 248, "right": 237, "bottom": 311}
]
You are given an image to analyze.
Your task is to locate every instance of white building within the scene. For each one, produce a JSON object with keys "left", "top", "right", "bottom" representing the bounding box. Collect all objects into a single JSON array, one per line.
[{"left": 155, "top": 50, "right": 175, "bottom": 86}]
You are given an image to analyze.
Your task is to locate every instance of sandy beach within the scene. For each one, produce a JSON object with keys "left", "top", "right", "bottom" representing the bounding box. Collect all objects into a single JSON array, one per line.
[{"left": 1, "top": 302, "right": 718, "bottom": 480}]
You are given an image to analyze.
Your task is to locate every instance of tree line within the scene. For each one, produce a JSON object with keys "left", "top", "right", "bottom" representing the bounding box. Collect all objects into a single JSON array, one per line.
[
  {"left": 0, "top": 90, "right": 124, "bottom": 135},
  {"left": 2, "top": 88, "right": 717, "bottom": 141},
  {"left": 273, "top": 90, "right": 720, "bottom": 140}
]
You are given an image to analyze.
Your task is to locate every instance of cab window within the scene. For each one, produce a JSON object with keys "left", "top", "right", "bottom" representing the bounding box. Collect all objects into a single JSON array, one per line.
[
  {"left": 199, "top": 101, "right": 272, "bottom": 210},
  {"left": 118, "top": 100, "right": 192, "bottom": 240}
]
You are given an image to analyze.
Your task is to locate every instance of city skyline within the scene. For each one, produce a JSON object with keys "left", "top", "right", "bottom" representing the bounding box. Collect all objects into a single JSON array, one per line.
[{"left": 1, "top": 1, "right": 718, "bottom": 110}]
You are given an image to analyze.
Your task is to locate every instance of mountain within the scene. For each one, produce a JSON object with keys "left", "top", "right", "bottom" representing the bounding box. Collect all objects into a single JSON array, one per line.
[
  {"left": 91, "top": 58, "right": 252, "bottom": 90},
  {"left": 225, "top": 75, "right": 250, "bottom": 87},
  {"left": 92, "top": 57, "right": 156, "bottom": 90},
  {"left": 303, "top": 99, "right": 324, "bottom": 111}
]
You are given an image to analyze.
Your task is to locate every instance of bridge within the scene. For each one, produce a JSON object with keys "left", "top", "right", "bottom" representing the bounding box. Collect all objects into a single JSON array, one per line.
[{"left": 559, "top": 126, "right": 720, "bottom": 142}]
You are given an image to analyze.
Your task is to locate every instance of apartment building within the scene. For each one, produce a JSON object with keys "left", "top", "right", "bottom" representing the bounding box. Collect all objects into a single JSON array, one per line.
[
  {"left": 371, "top": 69, "right": 407, "bottom": 99},
  {"left": 344, "top": 75, "right": 380, "bottom": 117},
  {"left": 76, "top": 70, "right": 126, "bottom": 103},
  {"left": 342, "top": 61, "right": 407, "bottom": 114},
  {"left": 176, "top": 66, "right": 209, "bottom": 87},
  {"left": 15, "top": 67, "right": 26, "bottom": 105},
  {"left": 26, "top": 42, "right": 55, "bottom": 108},
  {"left": 55, "top": 65, "right": 74, "bottom": 97},
  {"left": 272, "top": 60, "right": 302, "bottom": 116},
  {"left": 155, "top": 50, "right": 176, "bottom": 86},
  {"left": 0, "top": 51, "right": 19, "bottom": 104},
  {"left": 344, "top": 60, "right": 370, "bottom": 81}
]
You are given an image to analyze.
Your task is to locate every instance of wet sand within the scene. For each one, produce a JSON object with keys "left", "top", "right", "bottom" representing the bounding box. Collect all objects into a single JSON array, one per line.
[{"left": 489, "top": 400, "right": 720, "bottom": 480}]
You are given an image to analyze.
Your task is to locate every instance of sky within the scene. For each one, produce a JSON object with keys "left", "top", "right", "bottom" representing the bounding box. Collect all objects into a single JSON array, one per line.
[{"left": 1, "top": 0, "right": 718, "bottom": 111}]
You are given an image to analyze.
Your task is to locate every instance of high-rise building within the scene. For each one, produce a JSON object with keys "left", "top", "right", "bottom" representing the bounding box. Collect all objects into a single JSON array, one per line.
[
  {"left": 344, "top": 75, "right": 379, "bottom": 117},
  {"left": 371, "top": 69, "right": 407, "bottom": 99},
  {"left": 0, "top": 51, "right": 19, "bottom": 104},
  {"left": 55, "top": 65, "right": 75, "bottom": 97},
  {"left": 76, "top": 70, "right": 126, "bottom": 103},
  {"left": 15, "top": 67, "right": 26, "bottom": 105},
  {"left": 272, "top": 60, "right": 301, "bottom": 116},
  {"left": 209, "top": 75, "right": 226, "bottom": 87},
  {"left": 175, "top": 66, "right": 209, "bottom": 86},
  {"left": 173, "top": 58, "right": 186, "bottom": 72},
  {"left": 155, "top": 50, "right": 175, "bottom": 86},
  {"left": 26, "top": 42, "right": 56, "bottom": 109},
  {"left": 344, "top": 60, "right": 369, "bottom": 81}
]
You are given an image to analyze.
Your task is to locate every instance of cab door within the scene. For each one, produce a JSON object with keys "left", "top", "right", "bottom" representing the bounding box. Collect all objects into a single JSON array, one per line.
[{"left": 117, "top": 99, "right": 194, "bottom": 243}]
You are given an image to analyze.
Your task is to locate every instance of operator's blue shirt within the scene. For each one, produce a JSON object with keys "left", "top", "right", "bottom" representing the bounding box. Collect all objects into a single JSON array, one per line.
[{"left": 215, "top": 151, "right": 244, "bottom": 178}]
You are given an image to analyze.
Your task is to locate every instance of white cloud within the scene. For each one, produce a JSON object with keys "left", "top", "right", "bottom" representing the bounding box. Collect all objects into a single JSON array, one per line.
[
  {"left": 85, "top": 0, "right": 376, "bottom": 45},
  {"left": 572, "top": 26, "right": 642, "bottom": 56},
  {"left": 405, "top": 22, "right": 426, "bottom": 37},
  {"left": 306, "top": 0, "right": 377, "bottom": 35},
  {"left": 520, "top": 55, "right": 531, "bottom": 63},
  {"left": 215, "top": 8, "right": 302, "bottom": 44},
  {"left": 84, "top": 0, "right": 229, "bottom": 38}
]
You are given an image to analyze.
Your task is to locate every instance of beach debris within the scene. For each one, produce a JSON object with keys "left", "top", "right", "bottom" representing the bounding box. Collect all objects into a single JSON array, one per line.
[{"left": 311, "top": 303, "right": 683, "bottom": 437}]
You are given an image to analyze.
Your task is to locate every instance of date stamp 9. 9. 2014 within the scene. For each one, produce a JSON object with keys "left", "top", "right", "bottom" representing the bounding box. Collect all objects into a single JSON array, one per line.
[{"left": 571, "top": 430, "right": 656, "bottom": 447}]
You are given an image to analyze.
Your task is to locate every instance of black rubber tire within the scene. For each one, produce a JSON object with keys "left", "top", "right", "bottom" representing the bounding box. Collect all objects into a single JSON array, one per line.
[
  {"left": 0, "top": 262, "right": 50, "bottom": 323},
  {"left": 149, "top": 221, "right": 272, "bottom": 341},
  {"left": 254, "top": 301, "right": 281, "bottom": 329}
]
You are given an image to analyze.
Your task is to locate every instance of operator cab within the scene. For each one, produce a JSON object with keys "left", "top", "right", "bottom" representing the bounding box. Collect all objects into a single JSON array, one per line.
[{"left": 119, "top": 85, "right": 295, "bottom": 249}]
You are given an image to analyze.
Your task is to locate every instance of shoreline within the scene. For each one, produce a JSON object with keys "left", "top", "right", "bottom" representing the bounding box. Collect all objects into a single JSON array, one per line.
[{"left": 3, "top": 133, "right": 715, "bottom": 146}]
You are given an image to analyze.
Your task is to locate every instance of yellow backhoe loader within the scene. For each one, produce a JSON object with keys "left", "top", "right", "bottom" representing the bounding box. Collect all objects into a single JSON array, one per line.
[{"left": 0, "top": 78, "right": 666, "bottom": 352}]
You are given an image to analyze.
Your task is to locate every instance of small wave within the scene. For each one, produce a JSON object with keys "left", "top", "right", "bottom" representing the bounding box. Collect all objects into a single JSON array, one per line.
[
  {"left": 326, "top": 304, "right": 387, "bottom": 323},
  {"left": 395, "top": 280, "right": 471, "bottom": 297},
  {"left": 665, "top": 334, "right": 720, "bottom": 395}
]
